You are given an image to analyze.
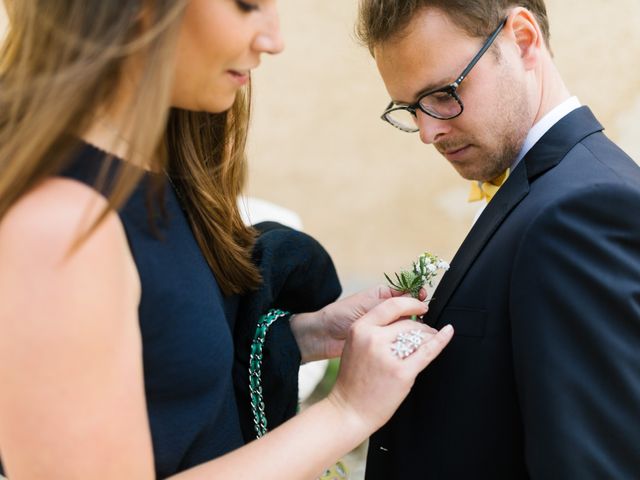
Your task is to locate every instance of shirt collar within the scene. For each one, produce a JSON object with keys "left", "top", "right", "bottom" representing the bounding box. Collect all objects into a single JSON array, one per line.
[{"left": 511, "top": 96, "right": 582, "bottom": 169}]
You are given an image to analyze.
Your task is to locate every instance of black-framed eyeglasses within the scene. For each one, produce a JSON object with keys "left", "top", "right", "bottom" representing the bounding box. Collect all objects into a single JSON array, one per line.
[{"left": 381, "top": 17, "right": 508, "bottom": 133}]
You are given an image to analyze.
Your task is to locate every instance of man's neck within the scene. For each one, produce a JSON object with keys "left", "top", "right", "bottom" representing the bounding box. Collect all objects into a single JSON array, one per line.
[
  {"left": 531, "top": 59, "right": 572, "bottom": 126},
  {"left": 506, "top": 57, "right": 574, "bottom": 171}
]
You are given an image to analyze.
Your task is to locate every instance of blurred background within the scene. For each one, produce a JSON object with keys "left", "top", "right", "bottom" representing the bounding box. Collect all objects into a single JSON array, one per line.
[
  {"left": 246, "top": 2, "right": 640, "bottom": 476},
  {"left": 245, "top": 0, "right": 640, "bottom": 295},
  {"left": 1, "top": 1, "right": 638, "bottom": 291},
  {"left": 244, "top": 4, "right": 640, "bottom": 472},
  {"left": 2, "top": 1, "right": 640, "bottom": 478}
]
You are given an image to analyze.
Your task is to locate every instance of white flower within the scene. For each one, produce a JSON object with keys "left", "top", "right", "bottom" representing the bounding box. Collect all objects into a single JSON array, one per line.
[
  {"left": 386, "top": 251, "right": 450, "bottom": 301},
  {"left": 437, "top": 260, "right": 450, "bottom": 271}
]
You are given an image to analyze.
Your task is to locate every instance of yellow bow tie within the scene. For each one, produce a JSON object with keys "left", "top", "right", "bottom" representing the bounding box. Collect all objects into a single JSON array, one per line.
[{"left": 468, "top": 168, "right": 510, "bottom": 203}]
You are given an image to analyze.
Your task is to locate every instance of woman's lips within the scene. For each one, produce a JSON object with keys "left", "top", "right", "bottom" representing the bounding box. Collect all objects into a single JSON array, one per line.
[{"left": 227, "top": 70, "right": 250, "bottom": 86}]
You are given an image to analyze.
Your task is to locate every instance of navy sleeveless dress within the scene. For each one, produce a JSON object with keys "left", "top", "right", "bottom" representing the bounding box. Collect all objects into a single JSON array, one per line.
[
  {"left": 61, "top": 142, "right": 245, "bottom": 477},
  {"left": 0, "top": 140, "right": 342, "bottom": 478}
]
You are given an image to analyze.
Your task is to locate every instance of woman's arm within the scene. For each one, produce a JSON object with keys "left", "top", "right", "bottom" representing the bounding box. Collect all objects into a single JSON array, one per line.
[
  {"left": 175, "top": 299, "right": 453, "bottom": 480},
  {"left": 0, "top": 179, "right": 154, "bottom": 479},
  {"left": 0, "top": 179, "right": 453, "bottom": 479}
]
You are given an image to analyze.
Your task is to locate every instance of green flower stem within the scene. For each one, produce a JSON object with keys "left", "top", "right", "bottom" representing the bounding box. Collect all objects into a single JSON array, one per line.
[{"left": 385, "top": 252, "right": 450, "bottom": 321}]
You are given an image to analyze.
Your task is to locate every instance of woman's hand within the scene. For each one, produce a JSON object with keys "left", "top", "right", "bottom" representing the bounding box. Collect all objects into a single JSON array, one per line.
[
  {"left": 327, "top": 297, "right": 454, "bottom": 432},
  {"left": 290, "top": 285, "right": 426, "bottom": 363},
  {"left": 193, "top": 298, "right": 452, "bottom": 480}
]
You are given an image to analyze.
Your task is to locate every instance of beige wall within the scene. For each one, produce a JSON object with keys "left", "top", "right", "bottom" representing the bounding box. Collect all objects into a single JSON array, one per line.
[
  {"left": 2, "top": 2, "right": 639, "bottom": 292},
  {"left": 246, "top": 0, "right": 640, "bottom": 291}
]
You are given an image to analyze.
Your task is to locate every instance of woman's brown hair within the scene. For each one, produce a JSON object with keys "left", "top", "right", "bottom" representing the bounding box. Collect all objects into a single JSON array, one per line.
[{"left": 0, "top": 0, "right": 261, "bottom": 295}]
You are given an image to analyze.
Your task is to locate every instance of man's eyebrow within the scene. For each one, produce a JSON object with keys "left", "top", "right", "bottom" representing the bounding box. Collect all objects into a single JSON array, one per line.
[
  {"left": 393, "top": 77, "right": 452, "bottom": 105},
  {"left": 414, "top": 77, "right": 451, "bottom": 99}
]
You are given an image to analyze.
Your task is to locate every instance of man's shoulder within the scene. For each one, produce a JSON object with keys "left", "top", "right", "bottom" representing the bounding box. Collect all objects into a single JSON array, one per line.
[
  {"left": 509, "top": 133, "right": 640, "bottom": 234},
  {"left": 530, "top": 130, "right": 640, "bottom": 197},
  {"left": 578, "top": 131, "right": 640, "bottom": 182}
]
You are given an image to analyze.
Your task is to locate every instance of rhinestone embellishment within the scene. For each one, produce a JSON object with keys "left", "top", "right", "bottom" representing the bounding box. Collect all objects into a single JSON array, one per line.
[{"left": 391, "top": 329, "right": 426, "bottom": 359}]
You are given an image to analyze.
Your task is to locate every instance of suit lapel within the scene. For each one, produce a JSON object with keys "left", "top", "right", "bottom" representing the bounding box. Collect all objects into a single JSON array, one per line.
[
  {"left": 424, "top": 162, "right": 528, "bottom": 326},
  {"left": 524, "top": 107, "right": 603, "bottom": 180},
  {"left": 424, "top": 107, "right": 604, "bottom": 327}
]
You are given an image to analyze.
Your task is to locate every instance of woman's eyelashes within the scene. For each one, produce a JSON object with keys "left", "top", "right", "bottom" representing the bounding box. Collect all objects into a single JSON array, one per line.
[{"left": 236, "top": 0, "right": 259, "bottom": 13}]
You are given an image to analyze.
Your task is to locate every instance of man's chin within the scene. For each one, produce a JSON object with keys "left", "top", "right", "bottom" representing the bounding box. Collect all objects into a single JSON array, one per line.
[
  {"left": 453, "top": 167, "right": 506, "bottom": 183},
  {"left": 449, "top": 163, "right": 485, "bottom": 182}
]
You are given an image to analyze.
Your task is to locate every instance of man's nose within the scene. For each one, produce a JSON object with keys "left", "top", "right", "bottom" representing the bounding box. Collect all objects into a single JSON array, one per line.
[{"left": 416, "top": 109, "right": 452, "bottom": 145}]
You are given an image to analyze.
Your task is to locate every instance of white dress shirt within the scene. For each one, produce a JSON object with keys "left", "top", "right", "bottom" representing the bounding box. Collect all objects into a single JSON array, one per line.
[{"left": 511, "top": 96, "right": 582, "bottom": 170}]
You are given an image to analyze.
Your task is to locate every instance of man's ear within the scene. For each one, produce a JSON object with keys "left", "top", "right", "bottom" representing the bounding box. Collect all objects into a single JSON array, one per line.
[{"left": 507, "top": 7, "right": 543, "bottom": 70}]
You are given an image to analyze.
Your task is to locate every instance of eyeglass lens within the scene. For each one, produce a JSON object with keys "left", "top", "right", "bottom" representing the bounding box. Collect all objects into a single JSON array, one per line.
[
  {"left": 419, "top": 91, "right": 462, "bottom": 119},
  {"left": 385, "top": 91, "right": 462, "bottom": 131}
]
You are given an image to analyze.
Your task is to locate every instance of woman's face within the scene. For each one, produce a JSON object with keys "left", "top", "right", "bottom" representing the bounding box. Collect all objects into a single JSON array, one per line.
[{"left": 172, "top": 0, "right": 283, "bottom": 113}]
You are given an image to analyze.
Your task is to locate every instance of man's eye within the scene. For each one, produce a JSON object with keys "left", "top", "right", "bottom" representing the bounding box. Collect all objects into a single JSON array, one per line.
[
  {"left": 430, "top": 92, "right": 454, "bottom": 104},
  {"left": 236, "top": 0, "right": 259, "bottom": 12}
]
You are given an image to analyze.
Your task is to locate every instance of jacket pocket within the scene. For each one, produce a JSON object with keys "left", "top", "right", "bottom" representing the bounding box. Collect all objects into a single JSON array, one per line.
[{"left": 438, "top": 307, "right": 487, "bottom": 338}]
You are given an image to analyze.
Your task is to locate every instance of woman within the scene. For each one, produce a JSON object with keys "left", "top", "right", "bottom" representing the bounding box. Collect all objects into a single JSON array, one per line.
[{"left": 0, "top": 0, "right": 453, "bottom": 478}]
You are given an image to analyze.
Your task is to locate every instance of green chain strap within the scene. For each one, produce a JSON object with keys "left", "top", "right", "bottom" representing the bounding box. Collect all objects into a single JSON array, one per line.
[
  {"left": 249, "top": 309, "right": 350, "bottom": 479},
  {"left": 249, "top": 308, "right": 290, "bottom": 439}
]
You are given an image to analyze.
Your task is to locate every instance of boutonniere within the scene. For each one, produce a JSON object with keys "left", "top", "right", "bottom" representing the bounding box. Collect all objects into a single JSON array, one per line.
[{"left": 385, "top": 251, "right": 450, "bottom": 302}]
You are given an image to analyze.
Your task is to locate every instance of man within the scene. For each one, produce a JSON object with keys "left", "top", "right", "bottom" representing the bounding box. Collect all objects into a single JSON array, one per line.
[{"left": 356, "top": 1, "right": 640, "bottom": 478}]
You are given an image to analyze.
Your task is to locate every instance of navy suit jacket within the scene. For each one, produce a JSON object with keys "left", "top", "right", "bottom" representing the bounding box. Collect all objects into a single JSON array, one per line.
[{"left": 366, "top": 107, "right": 640, "bottom": 479}]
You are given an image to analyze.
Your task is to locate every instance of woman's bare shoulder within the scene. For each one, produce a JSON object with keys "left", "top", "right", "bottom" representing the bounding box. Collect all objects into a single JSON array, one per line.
[
  {"left": 0, "top": 176, "right": 140, "bottom": 318},
  {"left": 0, "top": 177, "right": 152, "bottom": 478},
  {"left": 1, "top": 177, "right": 117, "bottom": 252},
  {"left": 0, "top": 177, "right": 134, "bottom": 267}
]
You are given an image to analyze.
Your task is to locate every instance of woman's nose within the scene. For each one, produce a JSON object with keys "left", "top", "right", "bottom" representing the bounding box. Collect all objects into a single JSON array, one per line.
[{"left": 254, "top": 9, "right": 285, "bottom": 55}]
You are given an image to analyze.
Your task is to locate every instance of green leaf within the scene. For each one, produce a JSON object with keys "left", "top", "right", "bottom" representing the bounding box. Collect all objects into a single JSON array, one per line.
[{"left": 384, "top": 272, "right": 396, "bottom": 287}]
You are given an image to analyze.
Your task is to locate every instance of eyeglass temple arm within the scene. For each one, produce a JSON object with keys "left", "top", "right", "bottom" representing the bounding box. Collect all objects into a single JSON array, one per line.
[{"left": 453, "top": 18, "right": 508, "bottom": 87}]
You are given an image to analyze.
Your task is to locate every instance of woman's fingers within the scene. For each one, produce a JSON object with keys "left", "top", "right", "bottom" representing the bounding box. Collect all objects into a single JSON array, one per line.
[
  {"left": 372, "top": 284, "right": 399, "bottom": 299},
  {"left": 383, "top": 321, "right": 442, "bottom": 361},
  {"left": 405, "top": 324, "right": 454, "bottom": 370},
  {"left": 359, "top": 297, "right": 427, "bottom": 327},
  {"left": 385, "top": 285, "right": 427, "bottom": 301},
  {"left": 333, "top": 318, "right": 452, "bottom": 430},
  {"left": 382, "top": 319, "right": 436, "bottom": 337}
]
